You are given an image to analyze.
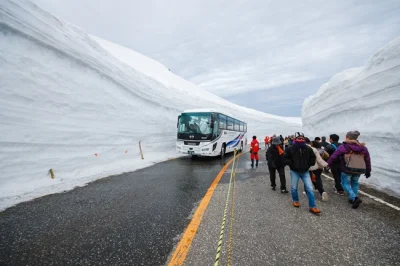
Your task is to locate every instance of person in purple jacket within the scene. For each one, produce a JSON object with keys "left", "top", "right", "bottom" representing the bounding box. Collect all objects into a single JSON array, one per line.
[{"left": 327, "top": 130, "right": 371, "bottom": 209}]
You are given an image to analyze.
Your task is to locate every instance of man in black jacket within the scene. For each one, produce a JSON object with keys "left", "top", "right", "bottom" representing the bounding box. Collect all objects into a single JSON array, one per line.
[
  {"left": 325, "top": 134, "right": 344, "bottom": 195},
  {"left": 284, "top": 132, "right": 320, "bottom": 214},
  {"left": 266, "top": 137, "right": 288, "bottom": 193},
  {"left": 320, "top": 136, "right": 329, "bottom": 148}
]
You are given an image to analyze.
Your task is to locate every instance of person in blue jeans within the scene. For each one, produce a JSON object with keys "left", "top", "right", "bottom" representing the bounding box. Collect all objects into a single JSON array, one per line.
[
  {"left": 284, "top": 132, "right": 320, "bottom": 214},
  {"left": 327, "top": 131, "right": 371, "bottom": 209}
]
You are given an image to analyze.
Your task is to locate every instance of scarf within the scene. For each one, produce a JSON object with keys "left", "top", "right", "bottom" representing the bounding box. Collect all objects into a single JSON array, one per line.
[
  {"left": 294, "top": 139, "right": 306, "bottom": 148},
  {"left": 276, "top": 145, "right": 284, "bottom": 155}
]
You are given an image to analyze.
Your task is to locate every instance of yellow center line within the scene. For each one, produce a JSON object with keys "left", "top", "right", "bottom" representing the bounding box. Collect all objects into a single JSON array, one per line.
[{"left": 168, "top": 153, "right": 243, "bottom": 266}]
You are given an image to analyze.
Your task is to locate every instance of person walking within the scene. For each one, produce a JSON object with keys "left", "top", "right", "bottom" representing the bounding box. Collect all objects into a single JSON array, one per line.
[
  {"left": 266, "top": 137, "right": 289, "bottom": 193},
  {"left": 320, "top": 136, "right": 329, "bottom": 148},
  {"left": 308, "top": 140, "right": 329, "bottom": 201},
  {"left": 327, "top": 131, "right": 371, "bottom": 209},
  {"left": 279, "top": 135, "right": 285, "bottom": 149},
  {"left": 264, "top": 136, "right": 270, "bottom": 149},
  {"left": 284, "top": 132, "right": 320, "bottom": 215},
  {"left": 325, "top": 134, "right": 344, "bottom": 195},
  {"left": 284, "top": 137, "right": 289, "bottom": 150},
  {"left": 250, "top": 136, "right": 260, "bottom": 168}
]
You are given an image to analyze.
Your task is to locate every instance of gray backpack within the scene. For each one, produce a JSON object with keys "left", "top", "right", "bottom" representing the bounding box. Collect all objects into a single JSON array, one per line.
[{"left": 343, "top": 145, "right": 366, "bottom": 174}]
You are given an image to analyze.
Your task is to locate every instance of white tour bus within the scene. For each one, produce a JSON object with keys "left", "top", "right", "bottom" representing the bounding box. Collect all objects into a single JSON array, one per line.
[{"left": 176, "top": 108, "right": 247, "bottom": 157}]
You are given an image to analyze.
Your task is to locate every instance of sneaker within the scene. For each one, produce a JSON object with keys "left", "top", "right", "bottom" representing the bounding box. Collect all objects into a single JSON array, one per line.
[
  {"left": 322, "top": 192, "right": 328, "bottom": 202},
  {"left": 334, "top": 190, "right": 345, "bottom": 196},
  {"left": 281, "top": 189, "right": 289, "bottom": 194},
  {"left": 309, "top": 207, "right": 321, "bottom": 214},
  {"left": 271, "top": 186, "right": 276, "bottom": 191},
  {"left": 293, "top": 202, "right": 300, "bottom": 208}
]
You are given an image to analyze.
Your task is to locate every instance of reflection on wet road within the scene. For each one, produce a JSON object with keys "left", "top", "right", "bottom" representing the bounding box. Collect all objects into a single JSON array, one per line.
[{"left": 0, "top": 154, "right": 235, "bottom": 265}]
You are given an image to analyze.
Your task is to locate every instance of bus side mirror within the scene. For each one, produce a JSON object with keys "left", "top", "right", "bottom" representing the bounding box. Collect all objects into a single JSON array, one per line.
[
  {"left": 210, "top": 113, "right": 216, "bottom": 128},
  {"left": 177, "top": 115, "right": 181, "bottom": 128}
]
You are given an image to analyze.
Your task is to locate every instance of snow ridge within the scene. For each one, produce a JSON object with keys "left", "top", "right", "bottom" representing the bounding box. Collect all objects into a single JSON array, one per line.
[
  {"left": 0, "top": 0, "right": 300, "bottom": 210},
  {"left": 302, "top": 37, "right": 400, "bottom": 197}
]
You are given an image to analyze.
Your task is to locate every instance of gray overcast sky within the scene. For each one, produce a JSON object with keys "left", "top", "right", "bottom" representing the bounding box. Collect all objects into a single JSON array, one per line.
[{"left": 33, "top": 0, "right": 400, "bottom": 117}]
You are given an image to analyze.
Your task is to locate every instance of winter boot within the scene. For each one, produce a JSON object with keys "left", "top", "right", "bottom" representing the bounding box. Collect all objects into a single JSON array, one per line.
[
  {"left": 251, "top": 159, "right": 254, "bottom": 168},
  {"left": 256, "top": 160, "right": 259, "bottom": 167}
]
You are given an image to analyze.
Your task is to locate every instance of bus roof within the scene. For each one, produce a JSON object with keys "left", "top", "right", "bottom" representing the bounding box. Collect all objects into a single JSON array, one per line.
[
  {"left": 182, "top": 108, "right": 224, "bottom": 113},
  {"left": 181, "top": 108, "right": 238, "bottom": 122}
]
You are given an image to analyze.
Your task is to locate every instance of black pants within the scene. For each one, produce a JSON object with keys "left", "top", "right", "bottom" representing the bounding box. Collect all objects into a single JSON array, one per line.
[
  {"left": 331, "top": 166, "right": 344, "bottom": 192},
  {"left": 268, "top": 166, "right": 286, "bottom": 190},
  {"left": 311, "top": 169, "right": 325, "bottom": 195}
]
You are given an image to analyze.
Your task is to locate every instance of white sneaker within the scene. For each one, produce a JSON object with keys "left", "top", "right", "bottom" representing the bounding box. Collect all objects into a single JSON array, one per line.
[{"left": 322, "top": 192, "right": 328, "bottom": 202}]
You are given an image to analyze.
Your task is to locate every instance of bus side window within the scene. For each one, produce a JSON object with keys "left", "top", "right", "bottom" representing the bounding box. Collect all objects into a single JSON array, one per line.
[
  {"left": 219, "top": 114, "right": 227, "bottom": 129},
  {"left": 227, "top": 117, "right": 233, "bottom": 130},
  {"left": 234, "top": 119, "right": 240, "bottom": 131}
]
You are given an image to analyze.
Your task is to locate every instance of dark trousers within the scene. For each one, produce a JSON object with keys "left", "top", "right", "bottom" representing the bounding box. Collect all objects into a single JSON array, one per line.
[
  {"left": 268, "top": 166, "right": 286, "bottom": 190},
  {"left": 331, "top": 166, "right": 344, "bottom": 192},
  {"left": 311, "top": 169, "right": 325, "bottom": 195}
]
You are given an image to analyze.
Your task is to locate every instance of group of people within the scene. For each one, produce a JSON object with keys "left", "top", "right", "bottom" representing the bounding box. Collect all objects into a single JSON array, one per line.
[{"left": 251, "top": 131, "right": 372, "bottom": 215}]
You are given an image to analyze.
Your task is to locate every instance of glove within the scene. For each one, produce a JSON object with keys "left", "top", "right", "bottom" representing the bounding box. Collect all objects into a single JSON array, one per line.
[{"left": 365, "top": 172, "right": 371, "bottom": 178}]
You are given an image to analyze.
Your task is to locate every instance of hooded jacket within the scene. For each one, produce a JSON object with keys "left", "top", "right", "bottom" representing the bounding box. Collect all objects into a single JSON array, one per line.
[
  {"left": 327, "top": 141, "right": 371, "bottom": 173},
  {"left": 266, "top": 145, "right": 284, "bottom": 168},
  {"left": 309, "top": 145, "right": 328, "bottom": 171},
  {"left": 284, "top": 144, "right": 316, "bottom": 173},
  {"left": 250, "top": 139, "right": 260, "bottom": 153}
]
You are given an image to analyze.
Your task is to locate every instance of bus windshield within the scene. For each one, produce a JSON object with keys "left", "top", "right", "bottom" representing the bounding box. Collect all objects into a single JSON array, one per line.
[{"left": 178, "top": 113, "right": 213, "bottom": 134}]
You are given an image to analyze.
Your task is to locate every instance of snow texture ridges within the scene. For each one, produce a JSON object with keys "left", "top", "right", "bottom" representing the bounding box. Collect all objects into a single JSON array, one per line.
[
  {"left": 0, "top": 0, "right": 301, "bottom": 210},
  {"left": 302, "top": 37, "right": 400, "bottom": 197}
]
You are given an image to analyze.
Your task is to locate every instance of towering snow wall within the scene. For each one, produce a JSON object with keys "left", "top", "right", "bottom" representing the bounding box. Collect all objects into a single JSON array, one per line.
[
  {"left": 302, "top": 37, "right": 400, "bottom": 197},
  {"left": 0, "top": 0, "right": 301, "bottom": 210}
]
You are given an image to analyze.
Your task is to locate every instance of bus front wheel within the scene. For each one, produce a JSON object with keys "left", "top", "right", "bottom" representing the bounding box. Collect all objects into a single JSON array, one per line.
[{"left": 220, "top": 144, "right": 226, "bottom": 159}]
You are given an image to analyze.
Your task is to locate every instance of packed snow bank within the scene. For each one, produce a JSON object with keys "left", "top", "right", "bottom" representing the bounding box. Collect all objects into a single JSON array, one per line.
[
  {"left": 302, "top": 37, "right": 400, "bottom": 197},
  {"left": 0, "top": 0, "right": 300, "bottom": 211}
]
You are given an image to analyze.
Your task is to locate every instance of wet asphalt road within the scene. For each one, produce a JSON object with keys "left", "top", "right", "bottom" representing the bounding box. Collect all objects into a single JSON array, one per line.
[
  {"left": 0, "top": 154, "right": 234, "bottom": 266},
  {"left": 185, "top": 152, "right": 400, "bottom": 266},
  {"left": 1, "top": 150, "right": 400, "bottom": 266}
]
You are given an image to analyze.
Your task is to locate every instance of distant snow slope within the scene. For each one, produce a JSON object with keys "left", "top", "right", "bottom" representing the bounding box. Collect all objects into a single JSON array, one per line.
[
  {"left": 302, "top": 37, "right": 400, "bottom": 197},
  {"left": 0, "top": 0, "right": 301, "bottom": 210}
]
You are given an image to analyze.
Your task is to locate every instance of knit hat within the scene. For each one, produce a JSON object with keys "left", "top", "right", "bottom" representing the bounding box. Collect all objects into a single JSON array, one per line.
[
  {"left": 272, "top": 137, "right": 282, "bottom": 145},
  {"left": 346, "top": 130, "right": 360, "bottom": 140},
  {"left": 294, "top": 132, "right": 304, "bottom": 139}
]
